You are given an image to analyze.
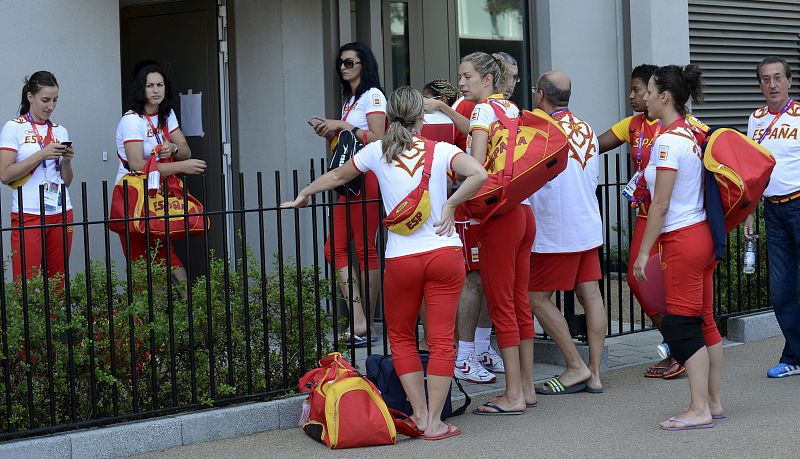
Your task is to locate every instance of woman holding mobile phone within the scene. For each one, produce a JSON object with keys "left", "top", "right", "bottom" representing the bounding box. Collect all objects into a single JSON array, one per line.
[
  {"left": 309, "top": 42, "right": 387, "bottom": 346},
  {"left": 0, "top": 71, "right": 74, "bottom": 283},
  {"left": 114, "top": 64, "right": 205, "bottom": 283}
]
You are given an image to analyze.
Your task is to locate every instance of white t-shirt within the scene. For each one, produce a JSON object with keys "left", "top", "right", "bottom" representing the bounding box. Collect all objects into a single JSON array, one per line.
[
  {"left": 529, "top": 111, "right": 602, "bottom": 252},
  {"left": 352, "top": 137, "right": 464, "bottom": 258},
  {"left": 342, "top": 87, "right": 386, "bottom": 131},
  {"left": 747, "top": 101, "right": 800, "bottom": 197},
  {"left": 0, "top": 116, "right": 72, "bottom": 214},
  {"left": 467, "top": 94, "right": 529, "bottom": 206},
  {"left": 115, "top": 109, "right": 179, "bottom": 184},
  {"left": 643, "top": 120, "right": 706, "bottom": 233},
  {"left": 422, "top": 110, "right": 457, "bottom": 145}
]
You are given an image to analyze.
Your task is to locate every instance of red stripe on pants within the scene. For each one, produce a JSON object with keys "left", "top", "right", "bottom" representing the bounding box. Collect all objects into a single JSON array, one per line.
[
  {"left": 383, "top": 247, "right": 465, "bottom": 376},
  {"left": 627, "top": 215, "right": 660, "bottom": 317},
  {"left": 479, "top": 205, "right": 536, "bottom": 349},
  {"left": 324, "top": 171, "right": 380, "bottom": 269},
  {"left": 660, "top": 221, "right": 721, "bottom": 347},
  {"left": 11, "top": 210, "right": 74, "bottom": 284}
]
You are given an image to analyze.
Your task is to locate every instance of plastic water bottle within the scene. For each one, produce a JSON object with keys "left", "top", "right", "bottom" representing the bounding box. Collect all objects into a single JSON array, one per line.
[{"left": 743, "top": 236, "right": 756, "bottom": 274}]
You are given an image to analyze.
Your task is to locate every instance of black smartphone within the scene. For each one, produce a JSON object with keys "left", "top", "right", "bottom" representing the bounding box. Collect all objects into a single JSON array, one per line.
[{"left": 60, "top": 141, "right": 72, "bottom": 147}]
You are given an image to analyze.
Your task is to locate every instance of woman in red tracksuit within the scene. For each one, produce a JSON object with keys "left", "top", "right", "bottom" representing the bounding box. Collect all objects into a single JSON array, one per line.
[
  {"left": 634, "top": 64, "right": 724, "bottom": 431},
  {"left": 460, "top": 52, "right": 537, "bottom": 415},
  {"left": 310, "top": 42, "right": 386, "bottom": 346},
  {"left": 285, "top": 86, "right": 487, "bottom": 440}
]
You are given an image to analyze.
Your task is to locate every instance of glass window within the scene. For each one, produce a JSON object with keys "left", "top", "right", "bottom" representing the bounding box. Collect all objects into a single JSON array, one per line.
[
  {"left": 390, "top": 1, "right": 410, "bottom": 89},
  {"left": 457, "top": 0, "right": 530, "bottom": 108}
]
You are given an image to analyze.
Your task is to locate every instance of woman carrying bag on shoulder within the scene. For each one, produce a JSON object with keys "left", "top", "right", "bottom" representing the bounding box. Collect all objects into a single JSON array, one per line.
[
  {"left": 309, "top": 42, "right": 386, "bottom": 346},
  {"left": 285, "top": 86, "right": 487, "bottom": 440},
  {"left": 113, "top": 64, "right": 206, "bottom": 283},
  {"left": 0, "top": 71, "right": 74, "bottom": 283}
]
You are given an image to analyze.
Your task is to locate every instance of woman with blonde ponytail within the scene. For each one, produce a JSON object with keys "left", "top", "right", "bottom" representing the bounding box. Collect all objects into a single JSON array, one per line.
[
  {"left": 284, "top": 86, "right": 486, "bottom": 440},
  {"left": 459, "top": 51, "right": 538, "bottom": 415}
]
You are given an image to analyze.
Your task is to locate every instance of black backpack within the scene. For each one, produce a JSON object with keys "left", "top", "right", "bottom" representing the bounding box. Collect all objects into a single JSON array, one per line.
[
  {"left": 328, "top": 129, "right": 364, "bottom": 196},
  {"left": 365, "top": 352, "right": 470, "bottom": 420}
]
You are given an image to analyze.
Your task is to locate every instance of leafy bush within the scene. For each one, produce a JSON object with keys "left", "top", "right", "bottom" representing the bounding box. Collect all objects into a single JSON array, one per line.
[{"left": 0, "top": 250, "right": 334, "bottom": 433}]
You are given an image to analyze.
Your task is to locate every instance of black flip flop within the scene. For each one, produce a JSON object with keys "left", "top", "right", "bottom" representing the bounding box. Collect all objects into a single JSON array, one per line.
[
  {"left": 584, "top": 386, "right": 604, "bottom": 394},
  {"left": 472, "top": 402, "right": 524, "bottom": 416},
  {"left": 535, "top": 376, "right": 587, "bottom": 395}
]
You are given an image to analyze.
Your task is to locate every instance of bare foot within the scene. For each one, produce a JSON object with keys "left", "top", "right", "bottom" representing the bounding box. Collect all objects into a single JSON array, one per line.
[
  {"left": 424, "top": 420, "right": 449, "bottom": 438},
  {"left": 659, "top": 408, "right": 712, "bottom": 429},
  {"left": 411, "top": 413, "right": 427, "bottom": 433},
  {"left": 523, "top": 381, "right": 537, "bottom": 406},
  {"left": 586, "top": 372, "right": 603, "bottom": 391},
  {"left": 709, "top": 400, "right": 725, "bottom": 418},
  {"left": 474, "top": 395, "right": 525, "bottom": 414},
  {"left": 557, "top": 365, "right": 592, "bottom": 387}
]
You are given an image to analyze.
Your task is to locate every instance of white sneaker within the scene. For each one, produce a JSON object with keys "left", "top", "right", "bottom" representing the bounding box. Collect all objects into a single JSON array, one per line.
[
  {"left": 454, "top": 354, "right": 496, "bottom": 384},
  {"left": 477, "top": 346, "right": 505, "bottom": 374}
]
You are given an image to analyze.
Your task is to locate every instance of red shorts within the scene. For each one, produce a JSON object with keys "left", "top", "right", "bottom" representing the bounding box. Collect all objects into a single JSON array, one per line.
[
  {"left": 660, "top": 221, "right": 721, "bottom": 347},
  {"left": 455, "top": 221, "right": 481, "bottom": 271},
  {"left": 529, "top": 248, "right": 601, "bottom": 292}
]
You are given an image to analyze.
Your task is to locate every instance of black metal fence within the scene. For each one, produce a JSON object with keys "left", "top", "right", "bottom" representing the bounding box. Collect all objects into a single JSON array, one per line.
[{"left": 0, "top": 153, "right": 769, "bottom": 440}]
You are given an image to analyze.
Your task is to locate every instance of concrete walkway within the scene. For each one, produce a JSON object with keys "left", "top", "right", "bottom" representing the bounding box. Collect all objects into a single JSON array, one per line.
[{"left": 139, "top": 336, "right": 798, "bottom": 459}]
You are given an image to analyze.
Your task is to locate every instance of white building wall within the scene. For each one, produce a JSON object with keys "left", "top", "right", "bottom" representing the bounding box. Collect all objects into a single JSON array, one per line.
[
  {"left": 0, "top": 0, "right": 123, "bottom": 275},
  {"left": 630, "top": 0, "right": 691, "bottom": 68}
]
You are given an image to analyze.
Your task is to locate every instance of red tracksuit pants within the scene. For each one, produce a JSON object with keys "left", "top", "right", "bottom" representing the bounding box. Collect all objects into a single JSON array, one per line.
[
  {"left": 11, "top": 210, "right": 74, "bottom": 283},
  {"left": 383, "top": 247, "right": 465, "bottom": 377},
  {"left": 479, "top": 204, "right": 536, "bottom": 349},
  {"left": 324, "top": 172, "right": 380, "bottom": 270}
]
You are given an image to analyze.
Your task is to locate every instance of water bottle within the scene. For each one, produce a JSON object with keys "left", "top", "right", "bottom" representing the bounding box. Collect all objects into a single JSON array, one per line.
[{"left": 743, "top": 236, "right": 756, "bottom": 274}]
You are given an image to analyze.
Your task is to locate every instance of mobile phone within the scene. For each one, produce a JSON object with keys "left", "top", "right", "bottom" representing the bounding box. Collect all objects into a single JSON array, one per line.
[{"left": 60, "top": 141, "right": 72, "bottom": 147}]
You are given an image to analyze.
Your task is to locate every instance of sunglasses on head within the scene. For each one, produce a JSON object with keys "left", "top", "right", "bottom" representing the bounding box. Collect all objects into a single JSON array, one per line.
[{"left": 337, "top": 58, "right": 362, "bottom": 69}]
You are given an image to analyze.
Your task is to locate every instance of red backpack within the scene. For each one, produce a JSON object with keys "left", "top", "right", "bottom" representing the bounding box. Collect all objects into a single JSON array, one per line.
[
  {"left": 703, "top": 127, "right": 776, "bottom": 232},
  {"left": 463, "top": 103, "right": 569, "bottom": 221},
  {"left": 298, "top": 353, "right": 420, "bottom": 449}
]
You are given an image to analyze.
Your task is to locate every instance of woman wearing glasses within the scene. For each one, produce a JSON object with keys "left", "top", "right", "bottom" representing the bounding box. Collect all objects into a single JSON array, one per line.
[
  {"left": 310, "top": 42, "right": 387, "bottom": 346},
  {"left": 0, "top": 71, "right": 74, "bottom": 282}
]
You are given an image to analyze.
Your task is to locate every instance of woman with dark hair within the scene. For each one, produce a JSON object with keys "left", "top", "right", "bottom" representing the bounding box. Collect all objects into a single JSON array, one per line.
[
  {"left": 634, "top": 64, "right": 724, "bottom": 430},
  {"left": 114, "top": 64, "right": 206, "bottom": 282},
  {"left": 0, "top": 71, "right": 74, "bottom": 282},
  {"left": 286, "top": 86, "right": 486, "bottom": 440},
  {"left": 309, "top": 42, "right": 386, "bottom": 346}
]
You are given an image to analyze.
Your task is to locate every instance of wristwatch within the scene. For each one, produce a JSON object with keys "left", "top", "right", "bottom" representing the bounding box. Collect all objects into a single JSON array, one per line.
[{"left": 172, "top": 144, "right": 179, "bottom": 157}]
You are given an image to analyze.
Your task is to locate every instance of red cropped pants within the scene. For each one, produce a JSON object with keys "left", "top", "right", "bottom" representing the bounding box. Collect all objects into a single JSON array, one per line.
[
  {"left": 324, "top": 172, "right": 380, "bottom": 270},
  {"left": 479, "top": 204, "right": 536, "bottom": 349},
  {"left": 11, "top": 210, "right": 73, "bottom": 284},
  {"left": 383, "top": 247, "right": 465, "bottom": 377},
  {"left": 660, "top": 221, "right": 721, "bottom": 347},
  {"left": 627, "top": 214, "right": 660, "bottom": 317}
]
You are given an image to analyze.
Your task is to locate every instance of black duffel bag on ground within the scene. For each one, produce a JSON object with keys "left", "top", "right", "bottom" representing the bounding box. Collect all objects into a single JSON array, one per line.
[{"left": 366, "top": 352, "right": 470, "bottom": 420}]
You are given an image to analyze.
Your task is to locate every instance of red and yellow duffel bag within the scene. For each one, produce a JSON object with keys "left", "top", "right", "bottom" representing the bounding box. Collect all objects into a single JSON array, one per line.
[
  {"left": 109, "top": 154, "right": 207, "bottom": 239},
  {"left": 703, "top": 127, "right": 775, "bottom": 232},
  {"left": 463, "top": 104, "right": 569, "bottom": 221}
]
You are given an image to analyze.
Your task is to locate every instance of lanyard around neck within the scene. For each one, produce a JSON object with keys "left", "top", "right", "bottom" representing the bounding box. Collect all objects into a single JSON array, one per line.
[
  {"left": 144, "top": 114, "right": 170, "bottom": 145},
  {"left": 636, "top": 119, "right": 663, "bottom": 170},
  {"left": 25, "top": 113, "right": 58, "bottom": 172},
  {"left": 758, "top": 99, "right": 794, "bottom": 144}
]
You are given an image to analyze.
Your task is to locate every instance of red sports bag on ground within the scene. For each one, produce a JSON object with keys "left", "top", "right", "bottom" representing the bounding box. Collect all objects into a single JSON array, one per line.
[
  {"left": 298, "top": 353, "right": 420, "bottom": 449},
  {"left": 702, "top": 127, "right": 775, "bottom": 232},
  {"left": 463, "top": 104, "right": 569, "bottom": 221}
]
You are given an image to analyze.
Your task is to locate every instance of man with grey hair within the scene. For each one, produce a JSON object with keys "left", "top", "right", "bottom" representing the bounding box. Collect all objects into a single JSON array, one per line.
[
  {"left": 744, "top": 55, "right": 800, "bottom": 379},
  {"left": 528, "top": 71, "right": 607, "bottom": 395}
]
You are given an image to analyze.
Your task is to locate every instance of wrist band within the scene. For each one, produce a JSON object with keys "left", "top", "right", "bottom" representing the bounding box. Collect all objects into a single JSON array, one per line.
[{"left": 361, "top": 130, "right": 369, "bottom": 145}]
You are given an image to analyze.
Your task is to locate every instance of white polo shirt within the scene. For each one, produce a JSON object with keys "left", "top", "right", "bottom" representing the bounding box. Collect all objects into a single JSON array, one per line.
[
  {"left": 342, "top": 87, "right": 386, "bottom": 131},
  {"left": 0, "top": 116, "right": 72, "bottom": 214},
  {"left": 352, "top": 137, "right": 464, "bottom": 258},
  {"left": 643, "top": 120, "right": 706, "bottom": 233},
  {"left": 747, "top": 101, "right": 800, "bottom": 197},
  {"left": 529, "top": 110, "right": 602, "bottom": 252},
  {"left": 115, "top": 109, "right": 179, "bottom": 184}
]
